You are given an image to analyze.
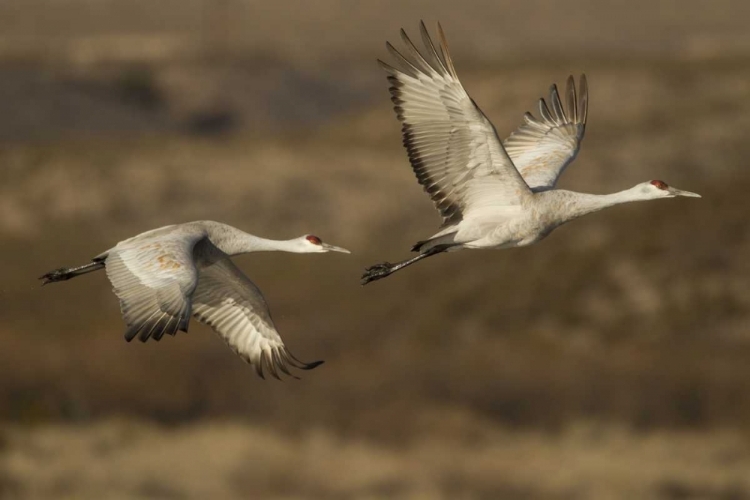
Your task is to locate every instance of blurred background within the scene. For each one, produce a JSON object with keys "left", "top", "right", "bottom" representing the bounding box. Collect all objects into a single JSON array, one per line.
[{"left": 2, "top": 0, "right": 750, "bottom": 498}]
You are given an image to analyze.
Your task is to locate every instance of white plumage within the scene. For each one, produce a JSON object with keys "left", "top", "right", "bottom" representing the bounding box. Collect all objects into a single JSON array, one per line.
[
  {"left": 361, "top": 22, "right": 700, "bottom": 285},
  {"left": 503, "top": 76, "right": 587, "bottom": 190}
]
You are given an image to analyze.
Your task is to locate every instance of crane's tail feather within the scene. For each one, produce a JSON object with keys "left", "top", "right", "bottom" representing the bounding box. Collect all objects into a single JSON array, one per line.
[{"left": 39, "top": 261, "right": 105, "bottom": 285}]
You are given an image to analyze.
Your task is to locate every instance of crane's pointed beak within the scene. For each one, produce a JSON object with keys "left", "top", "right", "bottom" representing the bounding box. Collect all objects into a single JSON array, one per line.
[
  {"left": 322, "top": 243, "right": 351, "bottom": 254},
  {"left": 669, "top": 186, "right": 701, "bottom": 198}
]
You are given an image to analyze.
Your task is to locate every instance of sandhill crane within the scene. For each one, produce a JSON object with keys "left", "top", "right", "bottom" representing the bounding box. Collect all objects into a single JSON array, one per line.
[
  {"left": 361, "top": 22, "right": 700, "bottom": 285},
  {"left": 40, "top": 221, "right": 350, "bottom": 379}
]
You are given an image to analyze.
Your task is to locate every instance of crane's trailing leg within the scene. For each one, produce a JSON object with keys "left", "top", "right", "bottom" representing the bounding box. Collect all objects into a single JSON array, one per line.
[
  {"left": 39, "top": 261, "right": 105, "bottom": 285},
  {"left": 361, "top": 245, "right": 450, "bottom": 285}
]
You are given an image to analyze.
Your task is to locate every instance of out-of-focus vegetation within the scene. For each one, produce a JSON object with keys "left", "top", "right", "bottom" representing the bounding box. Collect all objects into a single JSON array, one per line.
[{"left": 1, "top": 0, "right": 750, "bottom": 498}]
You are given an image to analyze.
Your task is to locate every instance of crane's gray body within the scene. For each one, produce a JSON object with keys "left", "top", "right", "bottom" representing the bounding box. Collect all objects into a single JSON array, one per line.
[
  {"left": 362, "top": 22, "right": 700, "bottom": 284},
  {"left": 41, "top": 221, "right": 349, "bottom": 378}
]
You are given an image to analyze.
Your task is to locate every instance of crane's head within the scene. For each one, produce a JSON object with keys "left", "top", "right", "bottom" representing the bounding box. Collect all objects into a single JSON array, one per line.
[
  {"left": 638, "top": 180, "right": 701, "bottom": 199},
  {"left": 297, "top": 234, "right": 351, "bottom": 254}
]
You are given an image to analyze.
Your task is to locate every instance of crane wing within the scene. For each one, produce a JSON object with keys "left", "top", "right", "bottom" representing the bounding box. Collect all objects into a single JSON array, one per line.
[
  {"left": 503, "top": 75, "right": 588, "bottom": 190},
  {"left": 104, "top": 231, "right": 207, "bottom": 342},
  {"left": 380, "top": 22, "right": 531, "bottom": 227},
  {"left": 191, "top": 256, "right": 322, "bottom": 379}
]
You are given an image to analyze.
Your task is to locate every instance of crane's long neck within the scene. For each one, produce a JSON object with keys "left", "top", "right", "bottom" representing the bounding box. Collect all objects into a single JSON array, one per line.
[
  {"left": 544, "top": 187, "right": 647, "bottom": 225},
  {"left": 208, "top": 225, "right": 303, "bottom": 256}
]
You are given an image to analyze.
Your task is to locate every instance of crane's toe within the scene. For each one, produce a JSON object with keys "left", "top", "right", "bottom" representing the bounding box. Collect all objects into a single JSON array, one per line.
[
  {"left": 39, "top": 268, "right": 72, "bottom": 285},
  {"left": 361, "top": 262, "right": 394, "bottom": 285}
]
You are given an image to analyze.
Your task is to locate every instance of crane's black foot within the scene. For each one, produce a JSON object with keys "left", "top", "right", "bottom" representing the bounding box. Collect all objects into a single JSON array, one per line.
[
  {"left": 361, "top": 262, "right": 394, "bottom": 285},
  {"left": 39, "top": 267, "right": 73, "bottom": 285}
]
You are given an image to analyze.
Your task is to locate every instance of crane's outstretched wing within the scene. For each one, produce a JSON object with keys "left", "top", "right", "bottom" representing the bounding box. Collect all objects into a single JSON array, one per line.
[
  {"left": 380, "top": 21, "right": 530, "bottom": 227},
  {"left": 104, "top": 232, "right": 207, "bottom": 342},
  {"left": 503, "top": 75, "right": 588, "bottom": 191},
  {"left": 191, "top": 256, "right": 322, "bottom": 379}
]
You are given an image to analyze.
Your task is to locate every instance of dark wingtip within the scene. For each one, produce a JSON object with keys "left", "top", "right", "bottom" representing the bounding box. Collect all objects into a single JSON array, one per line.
[
  {"left": 288, "top": 350, "right": 324, "bottom": 370},
  {"left": 124, "top": 324, "right": 137, "bottom": 342},
  {"left": 303, "top": 360, "right": 325, "bottom": 370}
]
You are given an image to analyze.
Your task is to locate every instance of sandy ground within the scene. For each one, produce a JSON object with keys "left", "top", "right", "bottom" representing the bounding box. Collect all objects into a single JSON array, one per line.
[{"left": 2, "top": 419, "right": 749, "bottom": 499}]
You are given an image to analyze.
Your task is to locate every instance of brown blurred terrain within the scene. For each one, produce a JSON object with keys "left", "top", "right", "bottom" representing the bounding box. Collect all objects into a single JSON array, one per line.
[{"left": 2, "top": 0, "right": 750, "bottom": 498}]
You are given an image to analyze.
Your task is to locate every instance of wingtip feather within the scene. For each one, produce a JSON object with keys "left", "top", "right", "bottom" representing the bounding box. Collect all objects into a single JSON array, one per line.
[
  {"left": 548, "top": 84, "right": 566, "bottom": 123},
  {"left": 565, "top": 75, "right": 578, "bottom": 123},
  {"left": 579, "top": 74, "right": 589, "bottom": 126},
  {"left": 304, "top": 360, "right": 325, "bottom": 370},
  {"left": 436, "top": 21, "right": 457, "bottom": 78},
  {"left": 418, "top": 20, "right": 449, "bottom": 74}
]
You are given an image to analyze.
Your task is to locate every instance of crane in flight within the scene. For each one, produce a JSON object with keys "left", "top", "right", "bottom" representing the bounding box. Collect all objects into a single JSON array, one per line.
[
  {"left": 40, "top": 221, "right": 350, "bottom": 379},
  {"left": 361, "top": 22, "right": 700, "bottom": 285}
]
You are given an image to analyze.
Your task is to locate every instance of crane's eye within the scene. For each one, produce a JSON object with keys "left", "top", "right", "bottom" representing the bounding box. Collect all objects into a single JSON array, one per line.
[
  {"left": 306, "top": 235, "right": 322, "bottom": 245},
  {"left": 650, "top": 180, "right": 668, "bottom": 190}
]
